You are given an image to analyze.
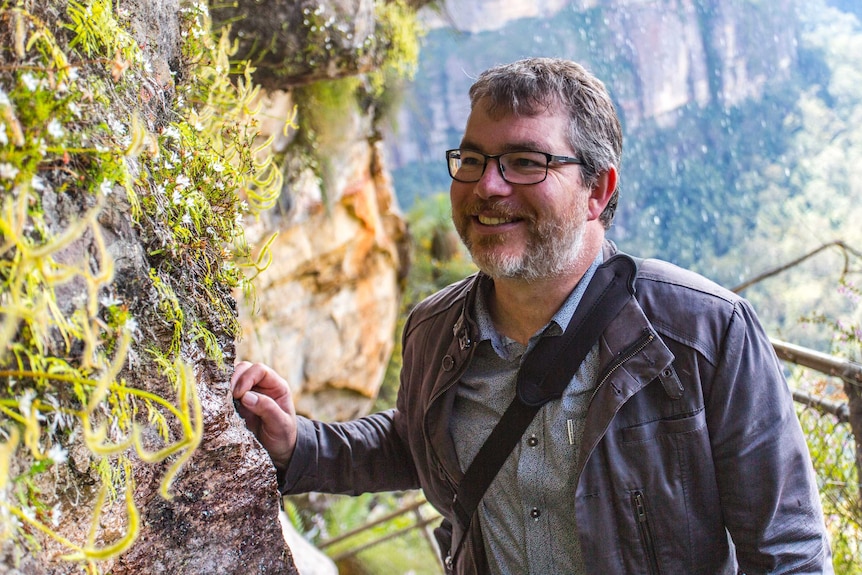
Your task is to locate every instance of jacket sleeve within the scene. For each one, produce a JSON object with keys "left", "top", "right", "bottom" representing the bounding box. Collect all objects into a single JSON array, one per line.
[
  {"left": 706, "top": 299, "right": 833, "bottom": 573},
  {"left": 281, "top": 408, "right": 420, "bottom": 495}
]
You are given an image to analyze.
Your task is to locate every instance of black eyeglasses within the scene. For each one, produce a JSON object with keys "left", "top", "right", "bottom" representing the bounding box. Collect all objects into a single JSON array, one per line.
[{"left": 446, "top": 149, "right": 582, "bottom": 185}]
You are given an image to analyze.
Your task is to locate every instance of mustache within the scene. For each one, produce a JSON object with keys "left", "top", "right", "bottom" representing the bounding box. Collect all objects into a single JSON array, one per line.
[{"left": 461, "top": 199, "right": 531, "bottom": 220}]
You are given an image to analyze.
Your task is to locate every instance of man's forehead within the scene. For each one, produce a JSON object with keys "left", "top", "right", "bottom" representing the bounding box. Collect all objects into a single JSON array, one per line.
[{"left": 461, "top": 103, "right": 570, "bottom": 151}]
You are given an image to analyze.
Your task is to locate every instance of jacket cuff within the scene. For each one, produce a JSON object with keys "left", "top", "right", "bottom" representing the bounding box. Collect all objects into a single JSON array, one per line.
[{"left": 280, "top": 415, "right": 316, "bottom": 493}]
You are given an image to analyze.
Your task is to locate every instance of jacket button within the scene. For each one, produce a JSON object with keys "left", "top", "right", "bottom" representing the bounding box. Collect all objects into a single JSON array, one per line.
[
  {"left": 442, "top": 355, "right": 455, "bottom": 371},
  {"left": 527, "top": 436, "right": 539, "bottom": 447},
  {"left": 530, "top": 507, "right": 541, "bottom": 519}
]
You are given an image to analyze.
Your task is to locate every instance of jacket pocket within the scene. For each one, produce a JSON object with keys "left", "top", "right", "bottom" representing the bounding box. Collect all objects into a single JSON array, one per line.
[
  {"left": 631, "top": 490, "right": 661, "bottom": 575},
  {"left": 619, "top": 407, "right": 706, "bottom": 445}
]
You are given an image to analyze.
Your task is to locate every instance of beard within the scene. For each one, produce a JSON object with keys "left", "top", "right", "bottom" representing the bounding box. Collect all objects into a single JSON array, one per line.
[{"left": 454, "top": 199, "right": 587, "bottom": 282}]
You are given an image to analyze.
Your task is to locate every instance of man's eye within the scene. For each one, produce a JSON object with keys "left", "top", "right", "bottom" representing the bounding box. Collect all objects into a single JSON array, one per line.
[
  {"left": 460, "top": 155, "right": 483, "bottom": 166},
  {"left": 506, "top": 153, "right": 545, "bottom": 168}
]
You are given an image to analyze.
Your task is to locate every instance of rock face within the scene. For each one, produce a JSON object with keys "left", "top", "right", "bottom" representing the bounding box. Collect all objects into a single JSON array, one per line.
[
  {"left": 236, "top": 92, "right": 408, "bottom": 422},
  {"left": 0, "top": 0, "right": 297, "bottom": 572},
  {"left": 1, "top": 0, "right": 413, "bottom": 573}
]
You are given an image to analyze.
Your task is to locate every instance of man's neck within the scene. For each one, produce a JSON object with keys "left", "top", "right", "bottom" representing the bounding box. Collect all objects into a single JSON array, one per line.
[{"left": 488, "top": 238, "right": 604, "bottom": 345}]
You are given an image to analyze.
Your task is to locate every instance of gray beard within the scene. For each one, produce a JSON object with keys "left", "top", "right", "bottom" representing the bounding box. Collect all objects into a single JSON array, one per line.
[{"left": 464, "top": 217, "right": 586, "bottom": 282}]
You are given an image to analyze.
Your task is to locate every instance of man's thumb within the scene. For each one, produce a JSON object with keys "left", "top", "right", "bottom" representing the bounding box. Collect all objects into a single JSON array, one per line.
[{"left": 241, "top": 390, "right": 260, "bottom": 408}]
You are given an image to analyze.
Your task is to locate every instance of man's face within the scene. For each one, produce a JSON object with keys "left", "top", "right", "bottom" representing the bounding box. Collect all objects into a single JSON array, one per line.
[{"left": 450, "top": 101, "right": 591, "bottom": 281}]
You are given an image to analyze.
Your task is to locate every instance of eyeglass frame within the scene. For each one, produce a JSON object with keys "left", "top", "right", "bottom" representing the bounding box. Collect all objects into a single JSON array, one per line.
[{"left": 445, "top": 148, "right": 582, "bottom": 185}]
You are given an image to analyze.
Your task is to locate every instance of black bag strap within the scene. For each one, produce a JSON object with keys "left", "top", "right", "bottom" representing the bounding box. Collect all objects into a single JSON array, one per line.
[{"left": 452, "top": 254, "right": 639, "bottom": 528}]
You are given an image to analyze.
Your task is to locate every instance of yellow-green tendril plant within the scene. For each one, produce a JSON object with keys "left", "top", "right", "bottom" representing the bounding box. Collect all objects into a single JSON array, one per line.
[{"left": 0, "top": 1, "right": 280, "bottom": 572}]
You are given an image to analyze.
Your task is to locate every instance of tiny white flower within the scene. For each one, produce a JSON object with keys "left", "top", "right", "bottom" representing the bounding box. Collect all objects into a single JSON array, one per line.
[
  {"left": 100, "top": 179, "right": 113, "bottom": 195},
  {"left": 21, "top": 506, "right": 36, "bottom": 522},
  {"left": 18, "top": 389, "right": 36, "bottom": 417},
  {"left": 68, "top": 102, "right": 81, "bottom": 118},
  {"left": 0, "top": 124, "right": 7, "bottom": 145},
  {"left": 211, "top": 161, "right": 224, "bottom": 173},
  {"left": 47, "top": 118, "right": 64, "bottom": 139},
  {"left": 31, "top": 175, "right": 46, "bottom": 191},
  {"left": 51, "top": 503, "right": 62, "bottom": 527},
  {"left": 21, "top": 72, "right": 39, "bottom": 91},
  {"left": 124, "top": 317, "right": 139, "bottom": 332},
  {"left": 108, "top": 117, "right": 127, "bottom": 135},
  {"left": 0, "top": 163, "right": 18, "bottom": 180},
  {"left": 172, "top": 190, "right": 182, "bottom": 205},
  {"left": 100, "top": 294, "right": 122, "bottom": 307},
  {"left": 0, "top": 87, "right": 9, "bottom": 106},
  {"left": 162, "top": 126, "right": 181, "bottom": 140},
  {"left": 47, "top": 443, "right": 68, "bottom": 464},
  {"left": 175, "top": 174, "right": 191, "bottom": 189},
  {"left": 182, "top": 212, "right": 192, "bottom": 225}
]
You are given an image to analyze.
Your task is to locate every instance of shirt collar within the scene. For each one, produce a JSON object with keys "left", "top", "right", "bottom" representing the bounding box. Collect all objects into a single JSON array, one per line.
[{"left": 472, "top": 252, "right": 605, "bottom": 355}]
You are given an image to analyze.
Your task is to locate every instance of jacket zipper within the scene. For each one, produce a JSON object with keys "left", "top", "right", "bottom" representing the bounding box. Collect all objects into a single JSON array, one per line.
[
  {"left": 590, "top": 329, "right": 655, "bottom": 404},
  {"left": 632, "top": 490, "right": 661, "bottom": 575}
]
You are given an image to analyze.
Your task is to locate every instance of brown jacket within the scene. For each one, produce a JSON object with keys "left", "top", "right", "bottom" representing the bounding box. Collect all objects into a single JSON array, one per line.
[{"left": 284, "top": 242, "right": 832, "bottom": 574}]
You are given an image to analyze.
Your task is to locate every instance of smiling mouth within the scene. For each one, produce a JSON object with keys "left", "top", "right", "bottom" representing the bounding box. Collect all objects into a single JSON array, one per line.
[{"left": 477, "top": 214, "right": 516, "bottom": 225}]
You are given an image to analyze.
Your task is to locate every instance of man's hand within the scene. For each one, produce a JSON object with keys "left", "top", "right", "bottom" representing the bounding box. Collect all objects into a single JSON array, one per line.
[{"left": 230, "top": 361, "right": 297, "bottom": 471}]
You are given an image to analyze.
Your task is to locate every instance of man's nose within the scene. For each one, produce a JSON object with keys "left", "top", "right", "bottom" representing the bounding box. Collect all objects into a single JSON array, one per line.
[{"left": 474, "top": 157, "right": 511, "bottom": 198}]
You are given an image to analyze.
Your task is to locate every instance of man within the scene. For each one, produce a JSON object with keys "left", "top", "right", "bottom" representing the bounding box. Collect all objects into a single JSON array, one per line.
[{"left": 232, "top": 58, "right": 832, "bottom": 574}]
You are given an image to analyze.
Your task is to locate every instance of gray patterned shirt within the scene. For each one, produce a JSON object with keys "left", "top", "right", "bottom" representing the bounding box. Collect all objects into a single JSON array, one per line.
[{"left": 450, "top": 255, "right": 602, "bottom": 575}]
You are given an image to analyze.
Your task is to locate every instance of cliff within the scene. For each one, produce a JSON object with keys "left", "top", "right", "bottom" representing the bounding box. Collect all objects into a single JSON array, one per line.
[{"left": 385, "top": 0, "right": 800, "bottom": 201}]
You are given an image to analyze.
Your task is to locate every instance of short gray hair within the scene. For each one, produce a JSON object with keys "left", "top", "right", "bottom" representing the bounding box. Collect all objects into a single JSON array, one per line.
[{"left": 468, "top": 58, "right": 622, "bottom": 228}]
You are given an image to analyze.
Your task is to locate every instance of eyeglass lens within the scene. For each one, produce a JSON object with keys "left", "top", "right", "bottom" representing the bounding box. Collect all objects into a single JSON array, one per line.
[{"left": 448, "top": 150, "right": 550, "bottom": 184}]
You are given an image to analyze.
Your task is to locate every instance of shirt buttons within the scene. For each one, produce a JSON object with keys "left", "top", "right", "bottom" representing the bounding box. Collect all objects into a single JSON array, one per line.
[
  {"left": 527, "top": 436, "right": 539, "bottom": 448},
  {"left": 530, "top": 507, "right": 541, "bottom": 519}
]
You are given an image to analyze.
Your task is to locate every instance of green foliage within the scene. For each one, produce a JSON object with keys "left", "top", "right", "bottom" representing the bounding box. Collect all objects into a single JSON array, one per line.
[
  {"left": 798, "top": 403, "right": 861, "bottom": 573},
  {"left": 370, "top": 0, "right": 424, "bottom": 93},
  {"left": 0, "top": 1, "right": 280, "bottom": 572},
  {"left": 795, "top": 278, "right": 862, "bottom": 572},
  {"left": 66, "top": 0, "right": 139, "bottom": 63},
  {"left": 293, "top": 491, "right": 442, "bottom": 575}
]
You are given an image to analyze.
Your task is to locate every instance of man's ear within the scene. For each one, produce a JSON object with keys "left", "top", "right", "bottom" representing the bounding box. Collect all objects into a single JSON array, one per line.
[{"left": 587, "top": 167, "right": 617, "bottom": 221}]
